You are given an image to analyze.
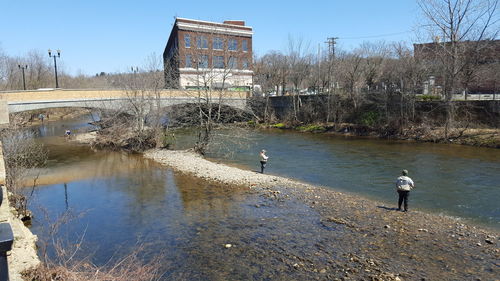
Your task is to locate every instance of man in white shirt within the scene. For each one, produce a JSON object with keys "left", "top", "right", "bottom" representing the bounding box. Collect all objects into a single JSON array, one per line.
[
  {"left": 259, "top": 150, "right": 269, "bottom": 174},
  {"left": 396, "top": 169, "right": 415, "bottom": 212}
]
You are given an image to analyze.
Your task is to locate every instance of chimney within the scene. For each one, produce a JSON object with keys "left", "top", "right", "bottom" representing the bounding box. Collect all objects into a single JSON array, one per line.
[{"left": 223, "top": 20, "right": 245, "bottom": 26}]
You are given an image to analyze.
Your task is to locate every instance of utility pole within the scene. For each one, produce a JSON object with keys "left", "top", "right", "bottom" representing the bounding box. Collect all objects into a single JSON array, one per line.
[
  {"left": 326, "top": 37, "right": 338, "bottom": 61},
  {"left": 324, "top": 37, "right": 338, "bottom": 123},
  {"left": 18, "top": 64, "right": 28, "bottom": 90},
  {"left": 318, "top": 43, "right": 321, "bottom": 93},
  {"left": 325, "top": 37, "right": 338, "bottom": 92}
]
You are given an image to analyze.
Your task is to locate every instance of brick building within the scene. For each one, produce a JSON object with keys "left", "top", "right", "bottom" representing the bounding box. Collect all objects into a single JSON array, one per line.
[
  {"left": 163, "top": 18, "right": 253, "bottom": 90},
  {"left": 414, "top": 39, "right": 500, "bottom": 95}
]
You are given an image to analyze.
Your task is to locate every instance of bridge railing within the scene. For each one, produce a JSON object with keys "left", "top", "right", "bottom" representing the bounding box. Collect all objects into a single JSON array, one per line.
[{"left": 0, "top": 88, "right": 251, "bottom": 101}]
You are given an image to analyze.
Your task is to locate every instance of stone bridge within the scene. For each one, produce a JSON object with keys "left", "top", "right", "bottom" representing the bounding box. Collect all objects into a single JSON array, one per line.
[{"left": 0, "top": 88, "right": 249, "bottom": 125}]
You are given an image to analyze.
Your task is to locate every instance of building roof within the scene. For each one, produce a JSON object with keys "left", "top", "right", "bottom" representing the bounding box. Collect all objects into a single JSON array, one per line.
[
  {"left": 176, "top": 17, "right": 252, "bottom": 30},
  {"left": 163, "top": 17, "right": 253, "bottom": 58},
  {"left": 174, "top": 17, "right": 253, "bottom": 37}
]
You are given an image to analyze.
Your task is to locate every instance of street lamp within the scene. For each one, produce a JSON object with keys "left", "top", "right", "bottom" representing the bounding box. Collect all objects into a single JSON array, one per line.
[
  {"left": 48, "top": 49, "right": 61, "bottom": 88},
  {"left": 131, "top": 67, "right": 139, "bottom": 88},
  {"left": 18, "top": 64, "right": 28, "bottom": 90}
]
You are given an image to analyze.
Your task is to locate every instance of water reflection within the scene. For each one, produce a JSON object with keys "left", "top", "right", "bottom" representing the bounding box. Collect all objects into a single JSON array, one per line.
[
  {"left": 29, "top": 146, "right": 248, "bottom": 265},
  {"left": 25, "top": 116, "right": 500, "bottom": 279}
]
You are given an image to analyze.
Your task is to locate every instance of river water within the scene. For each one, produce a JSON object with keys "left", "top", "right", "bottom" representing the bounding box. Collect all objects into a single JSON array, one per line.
[
  {"left": 175, "top": 128, "right": 500, "bottom": 229},
  {"left": 25, "top": 115, "right": 500, "bottom": 278}
]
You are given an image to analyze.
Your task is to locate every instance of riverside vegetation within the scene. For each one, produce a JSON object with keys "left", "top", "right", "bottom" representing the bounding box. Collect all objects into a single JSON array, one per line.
[{"left": 0, "top": 97, "right": 497, "bottom": 280}]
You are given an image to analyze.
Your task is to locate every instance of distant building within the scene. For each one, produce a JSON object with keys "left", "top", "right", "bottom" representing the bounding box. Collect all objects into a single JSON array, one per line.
[
  {"left": 163, "top": 18, "right": 253, "bottom": 90},
  {"left": 414, "top": 39, "right": 500, "bottom": 96}
]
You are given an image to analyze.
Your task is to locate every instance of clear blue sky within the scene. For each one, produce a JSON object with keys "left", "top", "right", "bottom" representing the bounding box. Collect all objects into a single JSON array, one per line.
[{"left": 0, "top": 0, "right": 421, "bottom": 76}]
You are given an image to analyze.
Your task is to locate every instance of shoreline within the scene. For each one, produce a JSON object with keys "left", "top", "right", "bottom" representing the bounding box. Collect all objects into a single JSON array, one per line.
[
  {"left": 0, "top": 185, "right": 40, "bottom": 281},
  {"left": 0, "top": 142, "right": 40, "bottom": 281},
  {"left": 144, "top": 148, "right": 499, "bottom": 280},
  {"left": 257, "top": 122, "right": 500, "bottom": 149}
]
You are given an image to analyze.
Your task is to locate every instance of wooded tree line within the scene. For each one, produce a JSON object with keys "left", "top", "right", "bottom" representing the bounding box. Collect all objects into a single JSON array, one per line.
[
  {"left": 1, "top": 0, "right": 498, "bottom": 136},
  {"left": 0, "top": 47, "right": 167, "bottom": 90},
  {"left": 251, "top": 0, "right": 499, "bottom": 134}
]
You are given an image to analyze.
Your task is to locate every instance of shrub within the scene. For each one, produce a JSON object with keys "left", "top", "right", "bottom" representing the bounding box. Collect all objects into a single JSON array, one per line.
[
  {"left": 359, "top": 111, "right": 380, "bottom": 127},
  {"left": 296, "top": 124, "right": 326, "bottom": 132},
  {"left": 420, "top": 95, "right": 442, "bottom": 101}
]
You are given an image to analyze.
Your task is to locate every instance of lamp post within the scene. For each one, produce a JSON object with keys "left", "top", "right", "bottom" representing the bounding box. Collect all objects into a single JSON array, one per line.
[
  {"left": 131, "top": 66, "right": 138, "bottom": 73},
  {"left": 131, "top": 67, "right": 139, "bottom": 88},
  {"left": 18, "top": 64, "right": 28, "bottom": 90},
  {"left": 48, "top": 49, "right": 61, "bottom": 88}
]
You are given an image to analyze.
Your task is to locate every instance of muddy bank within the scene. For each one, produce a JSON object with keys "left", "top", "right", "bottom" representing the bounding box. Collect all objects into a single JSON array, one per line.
[
  {"left": 144, "top": 149, "right": 499, "bottom": 280},
  {"left": 9, "top": 108, "right": 92, "bottom": 127},
  {"left": 260, "top": 122, "right": 500, "bottom": 149}
]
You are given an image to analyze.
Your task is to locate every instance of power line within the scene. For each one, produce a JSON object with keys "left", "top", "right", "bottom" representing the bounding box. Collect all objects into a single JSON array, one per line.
[{"left": 339, "top": 30, "right": 411, "bottom": 40}]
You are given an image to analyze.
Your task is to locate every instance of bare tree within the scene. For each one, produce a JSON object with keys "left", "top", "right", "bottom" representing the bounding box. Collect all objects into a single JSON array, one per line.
[
  {"left": 88, "top": 54, "right": 169, "bottom": 152},
  {"left": 0, "top": 44, "right": 8, "bottom": 90},
  {"left": 337, "top": 49, "right": 364, "bottom": 109},
  {"left": 176, "top": 26, "right": 252, "bottom": 154},
  {"left": 286, "top": 36, "right": 312, "bottom": 122},
  {"left": 0, "top": 129, "right": 47, "bottom": 220},
  {"left": 417, "top": 0, "right": 499, "bottom": 137},
  {"left": 253, "top": 51, "right": 288, "bottom": 122}
]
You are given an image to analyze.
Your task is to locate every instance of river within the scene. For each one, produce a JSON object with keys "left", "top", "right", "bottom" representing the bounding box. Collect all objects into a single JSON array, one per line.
[
  {"left": 24, "top": 115, "right": 500, "bottom": 279},
  {"left": 173, "top": 127, "right": 500, "bottom": 229}
]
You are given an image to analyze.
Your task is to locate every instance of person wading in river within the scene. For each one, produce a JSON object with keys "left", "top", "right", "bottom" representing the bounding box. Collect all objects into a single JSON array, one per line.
[
  {"left": 259, "top": 150, "right": 269, "bottom": 173},
  {"left": 396, "top": 169, "right": 415, "bottom": 212}
]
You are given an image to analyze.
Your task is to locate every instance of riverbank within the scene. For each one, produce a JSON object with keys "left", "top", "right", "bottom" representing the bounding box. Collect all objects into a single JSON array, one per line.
[
  {"left": 0, "top": 186, "right": 40, "bottom": 281},
  {"left": 9, "top": 108, "right": 92, "bottom": 128},
  {"left": 0, "top": 142, "right": 40, "bottom": 281},
  {"left": 144, "top": 149, "right": 499, "bottom": 280},
  {"left": 261, "top": 122, "right": 500, "bottom": 148}
]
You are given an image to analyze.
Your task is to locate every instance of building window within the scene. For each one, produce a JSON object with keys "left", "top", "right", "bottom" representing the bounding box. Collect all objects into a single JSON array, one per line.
[
  {"left": 184, "top": 34, "right": 191, "bottom": 48},
  {"left": 213, "top": 37, "right": 223, "bottom": 50},
  {"left": 198, "top": 55, "right": 208, "bottom": 68},
  {"left": 213, "top": 56, "right": 224, "bottom": 68},
  {"left": 197, "top": 36, "right": 208, "bottom": 49},
  {"left": 228, "top": 57, "right": 238, "bottom": 69},
  {"left": 242, "top": 40, "right": 248, "bottom": 52},
  {"left": 228, "top": 39, "right": 238, "bottom": 51},
  {"left": 242, "top": 59, "right": 249, "bottom": 69},
  {"left": 185, "top": 54, "right": 192, "bottom": 68}
]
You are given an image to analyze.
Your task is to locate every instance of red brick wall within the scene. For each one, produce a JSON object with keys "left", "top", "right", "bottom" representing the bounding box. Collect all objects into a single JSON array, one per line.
[{"left": 176, "top": 29, "right": 252, "bottom": 71}]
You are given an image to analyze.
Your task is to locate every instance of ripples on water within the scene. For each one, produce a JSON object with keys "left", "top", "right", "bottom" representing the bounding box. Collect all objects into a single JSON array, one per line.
[
  {"left": 197, "top": 129, "right": 500, "bottom": 229},
  {"left": 24, "top": 115, "right": 500, "bottom": 278}
]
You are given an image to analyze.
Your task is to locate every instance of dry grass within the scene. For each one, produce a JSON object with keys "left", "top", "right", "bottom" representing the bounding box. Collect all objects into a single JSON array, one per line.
[
  {"left": 22, "top": 248, "right": 165, "bottom": 281},
  {"left": 22, "top": 208, "right": 166, "bottom": 281}
]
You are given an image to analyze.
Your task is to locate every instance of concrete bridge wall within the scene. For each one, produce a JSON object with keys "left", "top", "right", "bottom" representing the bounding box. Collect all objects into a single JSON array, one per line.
[
  {"left": 0, "top": 101, "right": 9, "bottom": 127},
  {"left": 0, "top": 88, "right": 249, "bottom": 114}
]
